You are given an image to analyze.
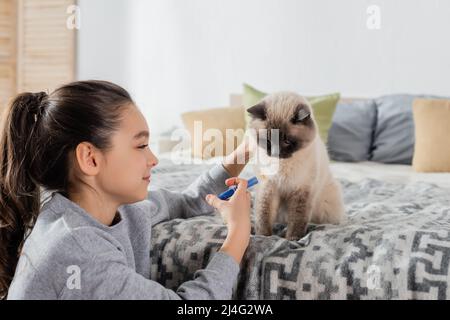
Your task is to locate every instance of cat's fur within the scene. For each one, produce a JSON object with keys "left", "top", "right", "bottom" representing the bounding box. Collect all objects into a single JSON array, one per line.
[{"left": 247, "top": 92, "right": 345, "bottom": 241}]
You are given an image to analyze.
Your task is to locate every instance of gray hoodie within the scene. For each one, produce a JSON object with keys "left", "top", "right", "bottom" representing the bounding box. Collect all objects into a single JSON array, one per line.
[{"left": 7, "top": 163, "right": 239, "bottom": 300}]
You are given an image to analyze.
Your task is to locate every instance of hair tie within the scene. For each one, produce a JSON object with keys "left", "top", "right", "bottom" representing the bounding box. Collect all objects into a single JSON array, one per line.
[{"left": 32, "top": 92, "right": 48, "bottom": 123}]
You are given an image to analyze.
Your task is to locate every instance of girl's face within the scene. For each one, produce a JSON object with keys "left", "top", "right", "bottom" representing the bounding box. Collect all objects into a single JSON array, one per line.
[{"left": 97, "top": 104, "right": 158, "bottom": 204}]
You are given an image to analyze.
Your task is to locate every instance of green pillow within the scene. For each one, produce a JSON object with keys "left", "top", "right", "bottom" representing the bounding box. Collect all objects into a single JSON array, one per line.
[{"left": 242, "top": 83, "right": 340, "bottom": 144}]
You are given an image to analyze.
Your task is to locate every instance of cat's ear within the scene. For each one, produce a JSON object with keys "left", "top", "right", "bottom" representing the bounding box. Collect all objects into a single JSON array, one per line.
[
  {"left": 247, "top": 102, "right": 267, "bottom": 121},
  {"left": 292, "top": 104, "right": 311, "bottom": 123}
]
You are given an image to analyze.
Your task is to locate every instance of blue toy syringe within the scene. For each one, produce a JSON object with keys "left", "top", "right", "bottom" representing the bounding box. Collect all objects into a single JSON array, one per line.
[{"left": 218, "top": 176, "right": 259, "bottom": 200}]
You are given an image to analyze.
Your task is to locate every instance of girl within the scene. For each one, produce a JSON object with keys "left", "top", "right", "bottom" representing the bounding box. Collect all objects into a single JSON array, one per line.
[{"left": 0, "top": 80, "right": 252, "bottom": 299}]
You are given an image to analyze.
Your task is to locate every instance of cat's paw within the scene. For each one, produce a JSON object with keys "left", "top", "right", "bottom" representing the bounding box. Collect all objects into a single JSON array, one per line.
[
  {"left": 286, "top": 235, "right": 302, "bottom": 241},
  {"left": 285, "top": 230, "right": 305, "bottom": 241},
  {"left": 255, "top": 225, "right": 273, "bottom": 237}
]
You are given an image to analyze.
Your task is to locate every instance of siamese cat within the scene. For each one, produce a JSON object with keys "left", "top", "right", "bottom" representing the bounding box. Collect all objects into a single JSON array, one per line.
[{"left": 247, "top": 92, "right": 345, "bottom": 241}]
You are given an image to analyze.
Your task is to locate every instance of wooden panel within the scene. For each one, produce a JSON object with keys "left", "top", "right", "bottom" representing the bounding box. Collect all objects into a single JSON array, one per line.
[
  {"left": 0, "top": 0, "right": 17, "bottom": 110},
  {"left": 17, "top": 0, "right": 76, "bottom": 93}
]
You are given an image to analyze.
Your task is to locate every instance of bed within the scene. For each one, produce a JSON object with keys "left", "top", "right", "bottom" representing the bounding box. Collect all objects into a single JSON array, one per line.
[
  {"left": 147, "top": 92, "right": 450, "bottom": 300},
  {"left": 148, "top": 152, "right": 450, "bottom": 300}
]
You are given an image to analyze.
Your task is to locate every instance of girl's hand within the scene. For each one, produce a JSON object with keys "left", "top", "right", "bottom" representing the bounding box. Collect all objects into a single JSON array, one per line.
[
  {"left": 206, "top": 177, "right": 252, "bottom": 264},
  {"left": 206, "top": 177, "right": 251, "bottom": 230},
  {"left": 234, "top": 137, "right": 254, "bottom": 160},
  {"left": 222, "top": 135, "right": 257, "bottom": 177}
]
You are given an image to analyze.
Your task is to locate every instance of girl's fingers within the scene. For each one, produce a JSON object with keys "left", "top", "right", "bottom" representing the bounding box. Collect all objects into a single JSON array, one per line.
[
  {"left": 225, "top": 177, "right": 246, "bottom": 186},
  {"left": 225, "top": 177, "right": 239, "bottom": 186},
  {"left": 225, "top": 177, "right": 248, "bottom": 194},
  {"left": 234, "top": 178, "right": 248, "bottom": 194},
  {"left": 225, "top": 177, "right": 250, "bottom": 200},
  {"left": 205, "top": 194, "right": 225, "bottom": 210}
]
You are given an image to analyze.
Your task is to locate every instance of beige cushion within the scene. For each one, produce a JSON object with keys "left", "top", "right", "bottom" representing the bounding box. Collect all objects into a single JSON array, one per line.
[
  {"left": 181, "top": 106, "right": 246, "bottom": 159},
  {"left": 412, "top": 98, "right": 450, "bottom": 172}
]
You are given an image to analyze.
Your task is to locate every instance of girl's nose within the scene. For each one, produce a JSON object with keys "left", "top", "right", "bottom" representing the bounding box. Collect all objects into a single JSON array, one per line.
[{"left": 148, "top": 149, "right": 159, "bottom": 167}]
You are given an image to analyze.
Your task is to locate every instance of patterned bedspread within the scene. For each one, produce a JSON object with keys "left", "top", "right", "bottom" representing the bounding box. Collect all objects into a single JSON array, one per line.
[{"left": 149, "top": 158, "right": 450, "bottom": 299}]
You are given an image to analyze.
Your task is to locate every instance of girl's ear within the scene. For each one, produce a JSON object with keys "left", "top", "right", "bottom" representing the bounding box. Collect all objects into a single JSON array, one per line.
[
  {"left": 247, "top": 102, "right": 267, "bottom": 121},
  {"left": 74, "top": 142, "right": 100, "bottom": 176}
]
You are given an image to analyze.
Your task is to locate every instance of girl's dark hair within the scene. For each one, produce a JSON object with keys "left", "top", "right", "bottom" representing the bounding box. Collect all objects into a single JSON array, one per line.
[{"left": 0, "top": 80, "right": 134, "bottom": 298}]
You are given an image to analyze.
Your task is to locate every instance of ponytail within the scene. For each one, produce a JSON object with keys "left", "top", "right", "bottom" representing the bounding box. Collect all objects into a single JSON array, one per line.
[{"left": 0, "top": 92, "right": 48, "bottom": 298}]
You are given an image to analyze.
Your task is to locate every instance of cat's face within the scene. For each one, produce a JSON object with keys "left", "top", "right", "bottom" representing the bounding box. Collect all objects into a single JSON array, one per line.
[{"left": 247, "top": 92, "right": 317, "bottom": 159}]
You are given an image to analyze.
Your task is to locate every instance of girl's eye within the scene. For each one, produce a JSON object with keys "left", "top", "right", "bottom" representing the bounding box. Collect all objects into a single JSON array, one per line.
[{"left": 138, "top": 144, "right": 148, "bottom": 149}]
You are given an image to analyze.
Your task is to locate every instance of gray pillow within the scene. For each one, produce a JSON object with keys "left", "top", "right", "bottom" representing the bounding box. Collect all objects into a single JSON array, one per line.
[
  {"left": 327, "top": 99, "right": 377, "bottom": 162},
  {"left": 371, "top": 95, "right": 417, "bottom": 164},
  {"left": 370, "top": 94, "right": 448, "bottom": 164}
]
